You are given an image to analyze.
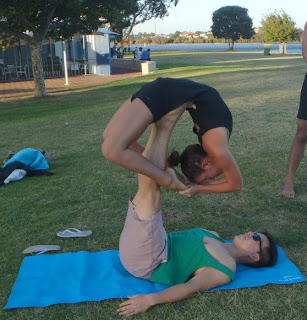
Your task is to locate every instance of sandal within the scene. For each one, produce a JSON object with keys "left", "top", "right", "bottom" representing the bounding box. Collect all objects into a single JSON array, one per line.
[
  {"left": 23, "top": 245, "right": 61, "bottom": 255},
  {"left": 57, "top": 228, "right": 92, "bottom": 238}
]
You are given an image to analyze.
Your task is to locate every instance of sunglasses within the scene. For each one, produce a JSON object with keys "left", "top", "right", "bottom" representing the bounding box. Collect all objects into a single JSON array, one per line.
[{"left": 253, "top": 232, "right": 263, "bottom": 259}]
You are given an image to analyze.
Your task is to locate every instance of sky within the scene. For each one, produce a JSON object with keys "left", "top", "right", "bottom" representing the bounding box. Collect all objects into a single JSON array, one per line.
[{"left": 132, "top": 0, "right": 306, "bottom": 35}]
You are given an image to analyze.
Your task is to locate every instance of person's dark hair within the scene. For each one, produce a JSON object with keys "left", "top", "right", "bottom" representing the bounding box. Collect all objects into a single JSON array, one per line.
[
  {"left": 246, "top": 231, "right": 278, "bottom": 268},
  {"left": 168, "top": 144, "right": 208, "bottom": 182}
]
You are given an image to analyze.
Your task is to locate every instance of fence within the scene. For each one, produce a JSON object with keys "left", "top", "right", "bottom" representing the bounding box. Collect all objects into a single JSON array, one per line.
[{"left": 0, "top": 37, "right": 88, "bottom": 82}]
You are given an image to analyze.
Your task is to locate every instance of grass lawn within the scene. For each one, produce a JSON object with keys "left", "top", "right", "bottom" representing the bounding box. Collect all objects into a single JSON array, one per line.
[{"left": 1, "top": 51, "right": 307, "bottom": 320}]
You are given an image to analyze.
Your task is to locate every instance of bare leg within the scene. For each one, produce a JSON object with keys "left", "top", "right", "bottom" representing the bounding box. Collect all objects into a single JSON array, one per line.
[
  {"left": 133, "top": 106, "right": 189, "bottom": 219},
  {"left": 118, "top": 108, "right": 189, "bottom": 317},
  {"left": 102, "top": 98, "right": 189, "bottom": 191},
  {"left": 282, "top": 119, "right": 307, "bottom": 198}
]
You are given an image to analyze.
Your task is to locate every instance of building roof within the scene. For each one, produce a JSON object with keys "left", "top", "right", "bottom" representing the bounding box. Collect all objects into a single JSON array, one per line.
[{"left": 95, "top": 28, "right": 120, "bottom": 36}]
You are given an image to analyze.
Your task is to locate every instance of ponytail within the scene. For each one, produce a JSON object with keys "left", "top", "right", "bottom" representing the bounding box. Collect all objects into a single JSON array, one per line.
[
  {"left": 168, "top": 144, "right": 207, "bottom": 182},
  {"left": 168, "top": 150, "right": 181, "bottom": 167}
]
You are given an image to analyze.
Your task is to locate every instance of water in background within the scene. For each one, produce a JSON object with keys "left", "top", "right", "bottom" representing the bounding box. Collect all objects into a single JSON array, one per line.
[{"left": 132, "top": 43, "right": 302, "bottom": 54}]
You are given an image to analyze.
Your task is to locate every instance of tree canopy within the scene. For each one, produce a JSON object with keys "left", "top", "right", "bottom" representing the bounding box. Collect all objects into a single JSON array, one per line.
[
  {"left": 211, "top": 6, "right": 254, "bottom": 50},
  {"left": 261, "top": 10, "right": 297, "bottom": 43},
  {"left": 100, "top": 0, "right": 137, "bottom": 40},
  {"left": 124, "top": 0, "right": 178, "bottom": 45},
  {"left": 0, "top": 0, "right": 104, "bottom": 43}
]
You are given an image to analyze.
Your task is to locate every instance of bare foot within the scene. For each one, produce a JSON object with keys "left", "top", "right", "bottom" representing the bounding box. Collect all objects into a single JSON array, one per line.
[
  {"left": 282, "top": 183, "right": 295, "bottom": 198},
  {"left": 162, "top": 167, "right": 187, "bottom": 191}
]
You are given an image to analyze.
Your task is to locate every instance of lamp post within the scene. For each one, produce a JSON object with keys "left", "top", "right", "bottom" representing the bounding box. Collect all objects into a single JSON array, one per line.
[{"left": 62, "top": 40, "right": 69, "bottom": 85}]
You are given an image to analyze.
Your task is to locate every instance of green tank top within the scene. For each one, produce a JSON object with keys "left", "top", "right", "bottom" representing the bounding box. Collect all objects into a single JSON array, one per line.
[{"left": 148, "top": 228, "right": 235, "bottom": 285}]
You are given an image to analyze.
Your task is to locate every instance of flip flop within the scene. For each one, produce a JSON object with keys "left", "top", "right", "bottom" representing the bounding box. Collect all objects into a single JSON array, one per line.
[
  {"left": 23, "top": 245, "right": 61, "bottom": 255},
  {"left": 57, "top": 228, "right": 92, "bottom": 238}
]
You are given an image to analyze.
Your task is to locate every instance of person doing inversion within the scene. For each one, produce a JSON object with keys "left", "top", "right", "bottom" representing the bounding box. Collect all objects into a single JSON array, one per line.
[
  {"left": 117, "top": 107, "right": 278, "bottom": 317},
  {"left": 102, "top": 77, "right": 242, "bottom": 197}
]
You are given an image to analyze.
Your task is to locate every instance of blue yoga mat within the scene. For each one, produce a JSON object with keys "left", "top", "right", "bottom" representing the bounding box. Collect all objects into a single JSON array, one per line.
[{"left": 4, "top": 246, "right": 306, "bottom": 309}]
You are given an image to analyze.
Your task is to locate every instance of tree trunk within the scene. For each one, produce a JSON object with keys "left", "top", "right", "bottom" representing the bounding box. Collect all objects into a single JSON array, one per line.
[
  {"left": 29, "top": 41, "right": 47, "bottom": 98},
  {"left": 124, "top": 14, "right": 138, "bottom": 49},
  {"left": 125, "top": 27, "right": 133, "bottom": 49},
  {"left": 128, "top": 36, "right": 131, "bottom": 49},
  {"left": 279, "top": 42, "right": 287, "bottom": 54}
]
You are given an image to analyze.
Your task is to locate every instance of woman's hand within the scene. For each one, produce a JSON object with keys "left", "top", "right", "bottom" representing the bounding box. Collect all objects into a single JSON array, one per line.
[
  {"left": 117, "top": 294, "right": 154, "bottom": 317},
  {"left": 179, "top": 184, "right": 199, "bottom": 197}
]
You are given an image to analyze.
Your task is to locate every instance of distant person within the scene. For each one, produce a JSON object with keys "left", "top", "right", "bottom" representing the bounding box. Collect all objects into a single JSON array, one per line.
[
  {"left": 118, "top": 45, "right": 124, "bottom": 59},
  {"left": 282, "top": 21, "right": 307, "bottom": 198},
  {"left": 133, "top": 47, "right": 138, "bottom": 59},
  {"left": 140, "top": 48, "right": 151, "bottom": 61},
  {"left": 112, "top": 43, "right": 118, "bottom": 58},
  {"left": 136, "top": 47, "right": 143, "bottom": 60}
]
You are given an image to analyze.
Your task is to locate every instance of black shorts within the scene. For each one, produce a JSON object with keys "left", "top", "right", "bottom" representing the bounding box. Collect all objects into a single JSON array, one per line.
[
  {"left": 131, "top": 78, "right": 204, "bottom": 122},
  {"left": 297, "top": 73, "right": 307, "bottom": 120},
  {"left": 131, "top": 78, "right": 170, "bottom": 122}
]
